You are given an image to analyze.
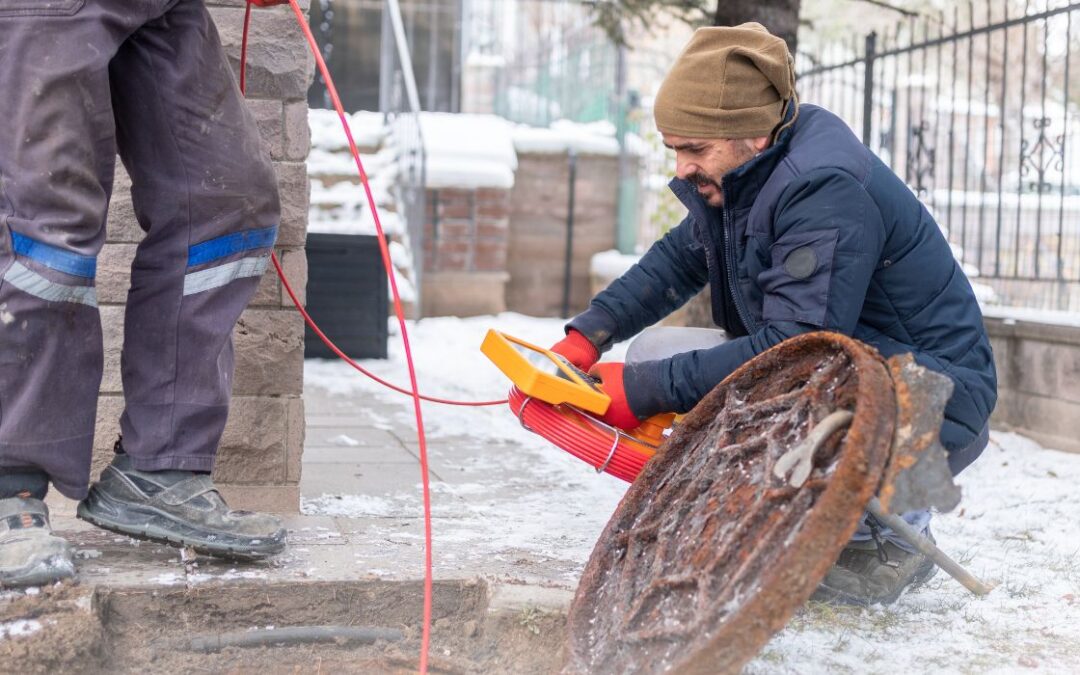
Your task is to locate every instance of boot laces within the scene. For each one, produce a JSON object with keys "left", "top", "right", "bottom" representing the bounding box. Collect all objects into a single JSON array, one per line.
[{"left": 866, "top": 513, "right": 890, "bottom": 563}]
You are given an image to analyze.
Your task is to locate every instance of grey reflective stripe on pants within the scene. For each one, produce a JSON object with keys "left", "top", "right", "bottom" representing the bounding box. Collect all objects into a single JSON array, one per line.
[
  {"left": 3, "top": 262, "right": 98, "bottom": 307},
  {"left": 0, "top": 0, "right": 280, "bottom": 499}
]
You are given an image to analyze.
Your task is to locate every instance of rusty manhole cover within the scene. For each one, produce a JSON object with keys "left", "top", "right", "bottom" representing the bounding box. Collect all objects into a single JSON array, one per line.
[{"left": 565, "top": 332, "right": 897, "bottom": 674}]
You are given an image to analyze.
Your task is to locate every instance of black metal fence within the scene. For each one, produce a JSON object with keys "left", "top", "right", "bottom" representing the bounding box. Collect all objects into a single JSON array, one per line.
[{"left": 798, "top": 1, "right": 1080, "bottom": 310}]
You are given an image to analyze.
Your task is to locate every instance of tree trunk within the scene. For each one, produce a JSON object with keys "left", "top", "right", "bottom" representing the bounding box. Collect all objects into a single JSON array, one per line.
[{"left": 713, "top": 0, "right": 801, "bottom": 55}]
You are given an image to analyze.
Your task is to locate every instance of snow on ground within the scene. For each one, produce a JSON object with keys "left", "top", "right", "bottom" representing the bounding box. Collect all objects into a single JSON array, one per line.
[
  {"left": 304, "top": 314, "right": 1080, "bottom": 670},
  {"left": 304, "top": 313, "right": 631, "bottom": 577},
  {"left": 752, "top": 430, "right": 1080, "bottom": 673},
  {"left": 0, "top": 619, "right": 45, "bottom": 641}
]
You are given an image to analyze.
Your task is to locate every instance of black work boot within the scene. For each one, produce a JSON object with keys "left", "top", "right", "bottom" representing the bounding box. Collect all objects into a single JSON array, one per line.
[
  {"left": 811, "top": 530, "right": 938, "bottom": 606},
  {"left": 77, "top": 449, "right": 286, "bottom": 561},
  {"left": 0, "top": 496, "right": 75, "bottom": 588}
]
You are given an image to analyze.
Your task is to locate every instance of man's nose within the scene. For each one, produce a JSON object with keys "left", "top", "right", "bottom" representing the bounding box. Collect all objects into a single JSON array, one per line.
[{"left": 674, "top": 155, "right": 696, "bottom": 180}]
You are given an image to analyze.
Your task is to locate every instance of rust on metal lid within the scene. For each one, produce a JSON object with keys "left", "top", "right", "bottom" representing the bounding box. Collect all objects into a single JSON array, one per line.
[
  {"left": 876, "top": 353, "right": 961, "bottom": 515},
  {"left": 564, "top": 332, "right": 896, "bottom": 675}
]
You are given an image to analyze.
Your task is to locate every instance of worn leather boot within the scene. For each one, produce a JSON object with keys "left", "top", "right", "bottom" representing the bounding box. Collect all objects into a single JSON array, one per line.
[
  {"left": 77, "top": 452, "right": 286, "bottom": 561},
  {"left": 811, "top": 531, "right": 938, "bottom": 606},
  {"left": 0, "top": 496, "right": 75, "bottom": 588}
]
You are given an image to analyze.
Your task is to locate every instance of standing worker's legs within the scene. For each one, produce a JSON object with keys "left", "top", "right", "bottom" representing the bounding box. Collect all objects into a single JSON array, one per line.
[
  {"left": 76, "top": 0, "right": 285, "bottom": 559},
  {"left": 109, "top": 0, "right": 280, "bottom": 472},
  {"left": 0, "top": 3, "right": 167, "bottom": 498},
  {"left": 0, "top": 2, "right": 164, "bottom": 585}
]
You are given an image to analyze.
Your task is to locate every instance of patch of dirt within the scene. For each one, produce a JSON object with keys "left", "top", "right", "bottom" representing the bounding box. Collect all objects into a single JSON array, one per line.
[
  {"left": 87, "top": 579, "right": 565, "bottom": 673},
  {"left": 0, "top": 579, "right": 570, "bottom": 673},
  {"left": 0, "top": 583, "right": 104, "bottom": 674}
]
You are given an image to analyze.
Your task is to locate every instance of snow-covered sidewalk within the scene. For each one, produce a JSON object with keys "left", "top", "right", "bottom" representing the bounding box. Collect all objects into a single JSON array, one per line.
[{"left": 303, "top": 313, "right": 1080, "bottom": 672}]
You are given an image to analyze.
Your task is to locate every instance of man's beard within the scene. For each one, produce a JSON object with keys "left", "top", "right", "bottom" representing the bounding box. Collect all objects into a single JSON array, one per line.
[
  {"left": 687, "top": 142, "right": 759, "bottom": 203},
  {"left": 688, "top": 172, "right": 721, "bottom": 195}
]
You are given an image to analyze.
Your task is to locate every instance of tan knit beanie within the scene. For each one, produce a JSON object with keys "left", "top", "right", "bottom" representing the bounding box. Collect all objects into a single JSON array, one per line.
[{"left": 654, "top": 23, "right": 796, "bottom": 139}]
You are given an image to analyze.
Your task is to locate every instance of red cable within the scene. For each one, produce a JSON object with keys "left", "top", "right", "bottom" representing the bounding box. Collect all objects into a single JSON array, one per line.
[
  {"left": 243, "top": 4, "right": 438, "bottom": 670},
  {"left": 507, "top": 388, "right": 654, "bottom": 483},
  {"left": 274, "top": 255, "right": 505, "bottom": 406},
  {"left": 240, "top": 1, "right": 251, "bottom": 93},
  {"left": 284, "top": 3, "right": 434, "bottom": 669},
  {"left": 242, "top": 0, "right": 500, "bottom": 410},
  {"left": 281, "top": 3, "right": 433, "bottom": 669}
]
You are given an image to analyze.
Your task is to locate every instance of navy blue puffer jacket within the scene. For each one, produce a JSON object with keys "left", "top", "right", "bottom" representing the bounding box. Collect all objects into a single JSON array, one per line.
[{"left": 568, "top": 105, "right": 997, "bottom": 460}]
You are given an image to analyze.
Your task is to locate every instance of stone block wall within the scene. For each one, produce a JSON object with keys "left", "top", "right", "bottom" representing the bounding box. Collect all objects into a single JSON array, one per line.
[
  {"left": 506, "top": 152, "right": 620, "bottom": 317},
  {"left": 984, "top": 313, "right": 1080, "bottom": 454},
  {"left": 421, "top": 187, "right": 512, "bottom": 316},
  {"left": 96, "top": 1, "right": 313, "bottom": 512}
]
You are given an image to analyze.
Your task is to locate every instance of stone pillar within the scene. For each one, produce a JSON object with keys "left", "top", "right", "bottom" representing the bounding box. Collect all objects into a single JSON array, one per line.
[{"left": 96, "top": 1, "right": 313, "bottom": 513}]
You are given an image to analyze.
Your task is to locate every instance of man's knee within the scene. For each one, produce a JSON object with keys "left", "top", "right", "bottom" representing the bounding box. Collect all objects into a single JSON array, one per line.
[{"left": 626, "top": 327, "right": 726, "bottom": 364}]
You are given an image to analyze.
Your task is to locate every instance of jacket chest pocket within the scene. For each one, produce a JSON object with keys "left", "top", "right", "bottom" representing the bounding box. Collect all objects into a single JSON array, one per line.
[
  {"left": 759, "top": 229, "right": 839, "bottom": 327},
  {"left": 0, "top": 0, "right": 84, "bottom": 17}
]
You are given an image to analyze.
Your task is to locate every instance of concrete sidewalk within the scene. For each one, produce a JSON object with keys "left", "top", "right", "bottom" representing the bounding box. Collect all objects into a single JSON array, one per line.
[{"left": 42, "top": 360, "right": 615, "bottom": 598}]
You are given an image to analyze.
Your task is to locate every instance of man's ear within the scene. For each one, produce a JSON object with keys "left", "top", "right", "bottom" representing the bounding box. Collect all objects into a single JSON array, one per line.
[{"left": 751, "top": 136, "right": 770, "bottom": 152}]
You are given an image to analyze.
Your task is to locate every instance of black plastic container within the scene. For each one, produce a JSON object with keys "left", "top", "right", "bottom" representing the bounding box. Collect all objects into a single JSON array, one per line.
[{"left": 303, "top": 233, "right": 388, "bottom": 359}]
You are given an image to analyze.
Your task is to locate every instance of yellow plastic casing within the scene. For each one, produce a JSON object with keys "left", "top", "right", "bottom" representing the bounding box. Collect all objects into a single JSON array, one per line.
[{"left": 480, "top": 329, "right": 611, "bottom": 415}]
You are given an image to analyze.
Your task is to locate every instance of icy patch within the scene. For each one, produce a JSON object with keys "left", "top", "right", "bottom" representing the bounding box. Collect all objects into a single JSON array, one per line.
[
  {"left": 302, "top": 494, "right": 399, "bottom": 518},
  {"left": 328, "top": 434, "right": 360, "bottom": 447},
  {"left": 185, "top": 569, "right": 269, "bottom": 585}
]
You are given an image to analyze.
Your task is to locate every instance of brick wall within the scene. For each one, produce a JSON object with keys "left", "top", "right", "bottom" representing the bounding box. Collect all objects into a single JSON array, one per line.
[
  {"left": 506, "top": 152, "right": 620, "bottom": 317},
  {"left": 421, "top": 187, "right": 512, "bottom": 316},
  {"left": 96, "top": 1, "right": 313, "bottom": 513}
]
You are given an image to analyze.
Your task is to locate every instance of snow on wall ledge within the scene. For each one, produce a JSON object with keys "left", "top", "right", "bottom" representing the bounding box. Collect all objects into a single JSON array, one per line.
[
  {"left": 419, "top": 112, "right": 646, "bottom": 190},
  {"left": 420, "top": 112, "right": 517, "bottom": 190}
]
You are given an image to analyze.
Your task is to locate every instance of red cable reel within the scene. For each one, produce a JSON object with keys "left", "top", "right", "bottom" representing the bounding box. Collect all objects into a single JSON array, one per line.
[{"left": 508, "top": 387, "right": 675, "bottom": 483}]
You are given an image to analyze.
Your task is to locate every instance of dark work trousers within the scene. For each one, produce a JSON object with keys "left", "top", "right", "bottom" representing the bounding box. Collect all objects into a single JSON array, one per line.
[{"left": 0, "top": 0, "right": 280, "bottom": 499}]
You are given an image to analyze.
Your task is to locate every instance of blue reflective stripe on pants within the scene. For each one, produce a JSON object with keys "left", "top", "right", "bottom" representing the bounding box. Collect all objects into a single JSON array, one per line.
[
  {"left": 187, "top": 225, "right": 278, "bottom": 267},
  {"left": 10, "top": 231, "right": 97, "bottom": 278}
]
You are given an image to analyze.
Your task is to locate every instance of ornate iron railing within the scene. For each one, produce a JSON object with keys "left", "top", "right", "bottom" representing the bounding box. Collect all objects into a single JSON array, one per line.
[{"left": 798, "top": 1, "right": 1080, "bottom": 310}]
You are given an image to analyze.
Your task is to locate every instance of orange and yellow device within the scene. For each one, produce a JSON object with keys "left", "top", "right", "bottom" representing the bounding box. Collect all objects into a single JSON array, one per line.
[
  {"left": 480, "top": 330, "right": 610, "bottom": 414},
  {"left": 481, "top": 330, "right": 675, "bottom": 481}
]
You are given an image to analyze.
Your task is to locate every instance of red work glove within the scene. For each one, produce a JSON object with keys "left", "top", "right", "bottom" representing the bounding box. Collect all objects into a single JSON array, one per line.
[
  {"left": 550, "top": 330, "right": 600, "bottom": 371},
  {"left": 247, "top": 0, "right": 289, "bottom": 7},
  {"left": 588, "top": 362, "right": 643, "bottom": 432}
]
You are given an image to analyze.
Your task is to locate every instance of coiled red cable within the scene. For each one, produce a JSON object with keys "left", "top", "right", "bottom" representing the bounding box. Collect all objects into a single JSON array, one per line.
[{"left": 507, "top": 388, "right": 655, "bottom": 483}]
